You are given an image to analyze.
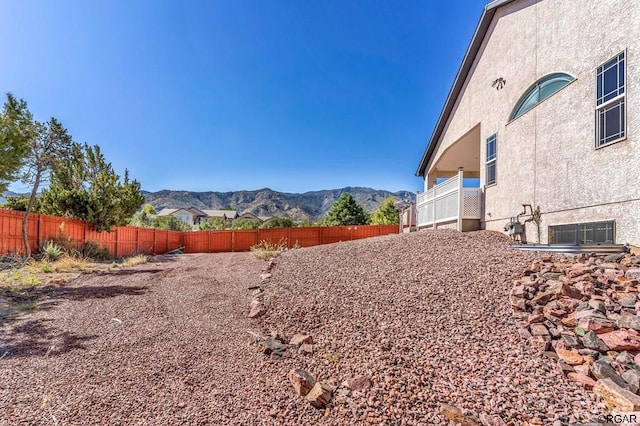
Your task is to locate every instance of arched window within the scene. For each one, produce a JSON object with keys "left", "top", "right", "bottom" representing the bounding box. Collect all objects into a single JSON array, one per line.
[{"left": 509, "top": 73, "right": 575, "bottom": 121}]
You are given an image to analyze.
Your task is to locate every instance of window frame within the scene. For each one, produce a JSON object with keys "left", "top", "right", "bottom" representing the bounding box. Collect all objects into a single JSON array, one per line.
[
  {"left": 509, "top": 73, "right": 576, "bottom": 122},
  {"left": 485, "top": 134, "right": 497, "bottom": 187},
  {"left": 595, "top": 51, "right": 627, "bottom": 149},
  {"left": 548, "top": 220, "right": 615, "bottom": 245}
]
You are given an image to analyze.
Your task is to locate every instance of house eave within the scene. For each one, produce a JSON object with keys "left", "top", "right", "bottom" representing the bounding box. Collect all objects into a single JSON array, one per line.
[{"left": 415, "top": 0, "right": 518, "bottom": 177}]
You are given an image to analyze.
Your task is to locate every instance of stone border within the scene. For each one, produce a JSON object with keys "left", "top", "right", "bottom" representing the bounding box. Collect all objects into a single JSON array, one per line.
[{"left": 510, "top": 252, "right": 640, "bottom": 411}]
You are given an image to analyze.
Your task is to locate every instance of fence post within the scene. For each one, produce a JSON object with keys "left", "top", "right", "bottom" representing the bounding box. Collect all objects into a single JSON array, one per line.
[
  {"left": 82, "top": 219, "right": 87, "bottom": 249},
  {"left": 231, "top": 230, "right": 235, "bottom": 252},
  {"left": 116, "top": 228, "right": 121, "bottom": 258},
  {"left": 37, "top": 214, "right": 42, "bottom": 249},
  {"left": 287, "top": 227, "right": 292, "bottom": 248}
]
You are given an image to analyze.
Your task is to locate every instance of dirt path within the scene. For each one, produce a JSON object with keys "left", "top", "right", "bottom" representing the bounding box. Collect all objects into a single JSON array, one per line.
[{"left": 0, "top": 253, "right": 268, "bottom": 425}]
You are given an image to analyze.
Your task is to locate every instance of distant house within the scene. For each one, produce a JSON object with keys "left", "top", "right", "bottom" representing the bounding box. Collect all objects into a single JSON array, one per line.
[
  {"left": 415, "top": 0, "right": 639, "bottom": 248},
  {"left": 156, "top": 208, "right": 239, "bottom": 227}
]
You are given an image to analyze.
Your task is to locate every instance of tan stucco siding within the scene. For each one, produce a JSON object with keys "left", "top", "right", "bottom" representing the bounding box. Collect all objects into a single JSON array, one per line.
[{"left": 425, "top": 0, "right": 640, "bottom": 245}]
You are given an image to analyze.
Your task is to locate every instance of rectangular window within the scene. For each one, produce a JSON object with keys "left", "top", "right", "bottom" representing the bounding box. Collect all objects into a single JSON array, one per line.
[
  {"left": 596, "top": 52, "right": 626, "bottom": 148},
  {"left": 548, "top": 221, "right": 615, "bottom": 245},
  {"left": 486, "top": 134, "right": 497, "bottom": 186}
]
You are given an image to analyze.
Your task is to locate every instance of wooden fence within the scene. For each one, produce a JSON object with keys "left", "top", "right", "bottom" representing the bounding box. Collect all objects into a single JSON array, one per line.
[
  {"left": 181, "top": 224, "right": 399, "bottom": 253},
  {"left": 0, "top": 209, "right": 398, "bottom": 257}
]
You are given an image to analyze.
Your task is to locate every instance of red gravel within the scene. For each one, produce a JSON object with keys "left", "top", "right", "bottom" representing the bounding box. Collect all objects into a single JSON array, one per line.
[
  {"left": 0, "top": 231, "right": 605, "bottom": 425},
  {"left": 1, "top": 253, "right": 267, "bottom": 425}
]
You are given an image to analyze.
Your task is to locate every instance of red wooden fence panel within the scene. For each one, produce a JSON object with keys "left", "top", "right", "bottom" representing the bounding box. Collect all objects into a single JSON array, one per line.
[
  {"left": 289, "top": 227, "right": 323, "bottom": 247},
  {"left": 0, "top": 209, "right": 26, "bottom": 255},
  {"left": 208, "top": 231, "right": 233, "bottom": 253},
  {"left": 233, "top": 230, "right": 259, "bottom": 252},
  {"left": 154, "top": 229, "right": 168, "bottom": 254},
  {"left": 85, "top": 228, "right": 116, "bottom": 255},
  {"left": 321, "top": 226, "right": 352, "bottom": 245},
  {"left": 256, "top": 228, "right": 291, "bottom": 248},
  {"left": 116, "top": 227, "right": 138, "bottom": 257},
  {"left": 38, "top": 214, "right": 86, "bottom": 251},
  {"left": 182, "top": 231, "right": 209, "bottom": 253},
  {"left": 137, "top": 228, "right": 156, "bottom": 254},
  {"left": 167, "top": 231, "right": 182, "bottom": 253}
]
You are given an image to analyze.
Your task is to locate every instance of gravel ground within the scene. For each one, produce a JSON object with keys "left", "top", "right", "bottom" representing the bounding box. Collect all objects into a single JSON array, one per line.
[
  {"left": 1, "top": 253, "right": 268, "bottom": 425},
  {"left": 0, "top": 230, "right": 606, "bottom": 425}
]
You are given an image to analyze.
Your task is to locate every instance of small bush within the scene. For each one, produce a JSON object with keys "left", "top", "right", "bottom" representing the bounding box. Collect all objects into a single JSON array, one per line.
[
  {"left": 80, "top": 241, "right": 111, "bottom": 261},
  {"left": 250, "top": 238, "right": 288, "bottom": 260},
  {"left": 40, "top": 261, "right": 54, "bottom": 273},
  {"left": 41, "top": 241, "right": 63, "bottom": 262},
  {"left": 52, "top": 222, "right": 78, "bottom": 254}
]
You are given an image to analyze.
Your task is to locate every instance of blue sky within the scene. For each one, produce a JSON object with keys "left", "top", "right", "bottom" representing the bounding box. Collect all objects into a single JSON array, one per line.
[{"left": 1, "top": 0, "right": 488, "bottom": 194}]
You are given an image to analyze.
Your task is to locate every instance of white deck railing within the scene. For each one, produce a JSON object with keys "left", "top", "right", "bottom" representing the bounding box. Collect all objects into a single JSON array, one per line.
[{"left": 416, "top": 170, "right": 481, "bottom": 230}]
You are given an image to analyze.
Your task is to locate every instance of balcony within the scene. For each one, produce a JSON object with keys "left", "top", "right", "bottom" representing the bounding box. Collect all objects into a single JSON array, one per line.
[{"left": 416, "top": 170, "right": 481, "bottom": 231}]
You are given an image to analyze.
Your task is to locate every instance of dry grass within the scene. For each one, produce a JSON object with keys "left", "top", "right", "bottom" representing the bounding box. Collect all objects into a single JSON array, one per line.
[
  {"left": 120, "top": 254, "right": 148, "bottom": 268},
  {"left": 0, "top": 254, "right": 149, "bottom": 292},
  {"left": 43, "top": 255, "right": 94, "bottom": 273},
  {"left": 250, "top": 238, "right": 288, "bottom": 260}
]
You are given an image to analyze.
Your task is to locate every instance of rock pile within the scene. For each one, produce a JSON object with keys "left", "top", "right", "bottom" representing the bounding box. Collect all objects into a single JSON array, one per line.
[
  {"left": 288, "top": 369, "right": 334, "bottom": 409},
  {"left": 510, "top": 251, "right": 640, "bottom": 411},
  {"left": 247, "top": 328, "right": 331, "bottom": 408},
  {"left": 247, "top": 259, "right": 276, "bottom": 318}
]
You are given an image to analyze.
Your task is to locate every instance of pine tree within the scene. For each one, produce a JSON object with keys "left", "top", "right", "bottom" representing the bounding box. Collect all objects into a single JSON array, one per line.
[
  {"left": 0, "top": 93, "right": 34, "bottom": 193},
  {"left": 40, "top": 143, "right": 145, "bottom": 232},
  {"left": 371, "top": 198, "right": 399, "bottom": 225},
  {"left": 322, "top": 193, "right": 370, "bottom": 226}
]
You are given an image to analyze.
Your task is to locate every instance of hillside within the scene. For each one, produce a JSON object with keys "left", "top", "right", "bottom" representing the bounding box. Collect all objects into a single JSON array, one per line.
[{"left": 142, "top": 187, "right": 415, "bottom": 222}]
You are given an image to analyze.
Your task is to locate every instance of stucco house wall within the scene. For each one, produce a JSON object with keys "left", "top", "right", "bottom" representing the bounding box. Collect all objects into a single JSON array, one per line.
[{"left": 421, "top": 0, "right": 639, "bottom": 246}]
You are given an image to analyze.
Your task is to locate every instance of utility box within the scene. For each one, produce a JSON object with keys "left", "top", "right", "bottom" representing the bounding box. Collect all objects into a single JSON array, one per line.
[{"left": 507, "top": 222, "right": 524, "bottom": 237}]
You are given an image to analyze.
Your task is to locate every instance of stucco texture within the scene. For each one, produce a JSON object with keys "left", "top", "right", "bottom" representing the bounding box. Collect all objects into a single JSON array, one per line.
[{"left": 425, "top": 0, "right": 640, "bottom": 245}]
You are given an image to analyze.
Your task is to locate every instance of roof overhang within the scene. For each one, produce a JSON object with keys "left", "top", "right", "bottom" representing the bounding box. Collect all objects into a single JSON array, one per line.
[{"left": 415, "top": 0, "right": 517, "bottom": 177}]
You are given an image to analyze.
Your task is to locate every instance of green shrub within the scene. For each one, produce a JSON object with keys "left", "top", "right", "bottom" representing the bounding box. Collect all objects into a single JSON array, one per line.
[
  {"left": 40, "top": 262, "right": 54, "bottom": 273},
  {"left": 80, "top": 241, "right": 111, "bottom": 261},
  {"left": 150, "top": 215, "right": 193, "bottom": 231},
  {"left": 231, "top": 218, "right": 261, "bottom": 230},
  {"left": 41, "top": 241, "right": 63, "bottom": 261},
  {"left": 371, "top": 198, "right": 400, "bottom": 225},
  {"left": 197, "top": 217, "right": 225, "bottom": 230},
  {"left": 259, "top": 217, "right": 294, "bottom": 229},
  {"left": 50, "top": 222, "right": 79, "bottom": 254}
]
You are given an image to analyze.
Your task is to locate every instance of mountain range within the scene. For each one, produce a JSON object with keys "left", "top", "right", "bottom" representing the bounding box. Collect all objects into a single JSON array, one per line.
[{"left": 143, "top": 187, "right": 415, "bottom": 222}]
